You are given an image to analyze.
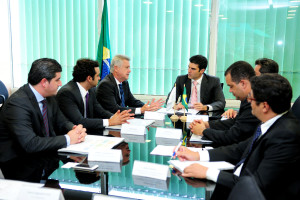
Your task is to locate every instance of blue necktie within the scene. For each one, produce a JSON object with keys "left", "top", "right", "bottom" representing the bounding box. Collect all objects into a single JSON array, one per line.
[
  {"left": 119, "top": 84, "right": 125, "bottom": 107},
  {"left": 41, "top": 100, "right": 49, "bottom": 137},
  {"left": 234, "top": 125, "right": 262, "bottom": 171}
]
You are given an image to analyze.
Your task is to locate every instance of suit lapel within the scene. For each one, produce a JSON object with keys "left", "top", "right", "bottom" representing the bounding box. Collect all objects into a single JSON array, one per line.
[
  {"left": 109, "top": 74, "right": 122, "bottom": 103},
  {"left": 200, "top": 74, "right": 208, "bottom": 103},
  {"left": 186, "top": 78, "right": 191, "bottom": 102},
  {"left": 71, "top": 81, "right": 85, "bottom": 116},
  {"left": 24, "top": 84, "right": 47, "bottom": 137}
]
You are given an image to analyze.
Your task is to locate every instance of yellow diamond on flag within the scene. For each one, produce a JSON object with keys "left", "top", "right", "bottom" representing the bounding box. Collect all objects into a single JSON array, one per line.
[{"left": 103, "top": 47, "right": 110, "bottom": 60}]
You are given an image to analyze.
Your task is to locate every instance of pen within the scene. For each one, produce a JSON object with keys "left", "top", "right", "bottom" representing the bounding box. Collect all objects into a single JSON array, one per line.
[{"left": 171, "top": 140, "right": 183, "bottom": 159}]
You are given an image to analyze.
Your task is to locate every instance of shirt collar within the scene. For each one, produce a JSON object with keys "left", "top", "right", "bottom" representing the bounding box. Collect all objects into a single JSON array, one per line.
[
  {"left": 260, "top": 110, "right": 288, "bottom": 135},
  {"left": 193, "top": 74, "right": 204, "bottom": 85},
  {"left": 114, "top": 77, "right": 122, "bottom": 85},
  {"left": 29, "top": 84, "right": 45, "bottom": 102},
  {"left": 76, "top": 82, "right": 88, "bottom": 99}
]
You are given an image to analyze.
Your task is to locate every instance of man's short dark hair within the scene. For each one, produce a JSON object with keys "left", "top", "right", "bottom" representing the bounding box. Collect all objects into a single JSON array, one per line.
[
  {"left": 225, "top": 61, "right": 255, "bottom": 83},
  {"left": 189, "top": 55, "right": 208, "bottom": 71},
  {"left": 72, "top": 59, "right": 99, "bottom": 82},
  {"left": 250, "top": 74, "right": 292, "bottom": 114},
  {"left": 28, "top": 58, "right": 62, "bottom": 85},
  {"left": 255, "top": 58, "right": 279, "bottom": 74}
]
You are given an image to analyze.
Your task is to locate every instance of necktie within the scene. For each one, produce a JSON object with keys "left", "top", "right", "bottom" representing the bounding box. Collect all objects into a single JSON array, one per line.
[
  {"left": 119, "top": 84, "right": 125, "bottom": 107},
  {"left": 85, "top": 93, "right": 89, "bottom": 118},
  {"left": 234, "top": 125, "right": 262, "bottom": 171},
  {"left": 41, "top": 100, "right": 49, "bottom": 137},
  {"left": 191, "top": 80, "right": 198, "bottom": 106}
]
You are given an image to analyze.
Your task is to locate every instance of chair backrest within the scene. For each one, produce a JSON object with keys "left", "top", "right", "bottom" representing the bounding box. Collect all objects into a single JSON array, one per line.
[
  {"left": 227, "top": 175, "right": 265, "bottom": 200},
  {"left": 0, "top": 80, "right": 8, "bottom": 104},
  {"left": 291, "top": 95, "right": 300, "bottom": 121}
]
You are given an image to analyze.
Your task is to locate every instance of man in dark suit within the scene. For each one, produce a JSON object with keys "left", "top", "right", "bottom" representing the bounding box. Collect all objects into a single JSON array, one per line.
[
  {"left": 0, "top": 58, "right": 86, "bottom": 163},
  {"left": 190, "top": 61, "right": 260, "bottom": 146},
  {"left": 254, "top": 58, "right": 279, "bottom": 76},
  {"left": 176, "top": 74, "right": 300, "bottom": 199},
  {"left": 96, "top": 55, "right": 164, "bottom": 114},
  {"left": 223, "top": 58, "right": 279, "bottom": 119},
  {"left": 166, "top": 55, "right": 225, "bottom": 111},
  {"left": 56, "top": 59, "right": 133, "bottom": 134}
]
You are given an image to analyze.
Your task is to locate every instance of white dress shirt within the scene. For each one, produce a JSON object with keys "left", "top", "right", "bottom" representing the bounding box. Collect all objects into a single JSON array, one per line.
[{"left": 76, "top": 82, "right": 109, "bottom": 127}]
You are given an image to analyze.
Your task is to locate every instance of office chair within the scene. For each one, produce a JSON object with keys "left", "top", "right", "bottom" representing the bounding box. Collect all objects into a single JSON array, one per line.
[
  {"left": 227, "top": 175, "right": 265, "bottom": 200},
  {"left": 0, "top": 80, "right": 8, "bottom": 104},
  {"left": 291, "top": 95, "right": 300, "bottom": 121}
]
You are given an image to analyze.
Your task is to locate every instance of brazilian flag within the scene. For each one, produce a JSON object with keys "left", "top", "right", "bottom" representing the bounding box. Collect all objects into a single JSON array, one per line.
[
  {"left": 97, "top": 0, "right": 111, "bottom": 80},
  {"left": 182, "top": 85, "right": 189, "bottom": 111}
]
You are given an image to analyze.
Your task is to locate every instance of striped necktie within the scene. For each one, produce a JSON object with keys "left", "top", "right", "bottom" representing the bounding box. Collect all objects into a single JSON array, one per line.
[{"left": 41, "top": 99, "right": 49, "bottom": 137}]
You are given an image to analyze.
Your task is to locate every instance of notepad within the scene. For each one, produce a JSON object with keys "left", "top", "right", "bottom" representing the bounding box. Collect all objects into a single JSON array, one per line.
[{"left": 168, "top": 160, "right": 234, "bottom": 173}]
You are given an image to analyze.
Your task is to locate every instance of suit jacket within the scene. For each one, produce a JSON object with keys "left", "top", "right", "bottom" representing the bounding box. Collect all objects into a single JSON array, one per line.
[
  {"left": 202, "top": 99, "right": 260, "bottom": 146},
  {"left": 166, "top": 74, "right": 225, "bottom": 110},
  {"left": 209, "top": 111, "right": 300, "bottom": 199},
  {"left": 0, "top": 84, "right": 73, "bottom": 163},
  {"left": 96, "top": 73, "right": 144, "bottom": 113},
  {"left": 56, "top": 80, "right": 113, "bottom": 134}
]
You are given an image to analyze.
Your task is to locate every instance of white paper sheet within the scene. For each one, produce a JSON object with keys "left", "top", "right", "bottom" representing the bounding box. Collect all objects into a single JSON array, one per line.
[
  {"left": 168, "top": 160, "right": 234, "bottom": 173},
  {"left": 58, "top": 135, "right": 124, "bottom": 154}
]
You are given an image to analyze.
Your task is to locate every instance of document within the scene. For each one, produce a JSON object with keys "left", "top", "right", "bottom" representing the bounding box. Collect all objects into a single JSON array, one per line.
[
  {"left": 155, "top": 127, "right": 182, "bottom": 139},
  {"left": 150, "top": 145, "right": 197, "bottom": 156},
  {"left": 121, "top": 124, "right": 146, "bottom": 135},
  {"left": 88, "top": 149, "right": 122, "bottom": 162},
  {"left": 168, "top": 160, "right": 235, "bottom": 173},
  {"left": 58, "top": 135, "right": 124, "bottom": 155},
  {"left": 190, "top": 134, "right": 213, "bottom": 144},
  {"left": 144, "top": 111, "right": 165, "bottom": 120},
  {"left": 186, "top": 115, "right": 209, "bottom": 122},
  {"left": 107, "top": 118, "right": 155, "bottom": 130},
  {"left": 132, "top": 160, "right": 171, "bottom": 190},
  {"left": 0, "top": 179, "right": 64, "bottom": 200}
]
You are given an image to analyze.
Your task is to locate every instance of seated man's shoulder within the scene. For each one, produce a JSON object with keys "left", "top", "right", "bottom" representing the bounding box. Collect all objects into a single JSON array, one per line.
[{"left": 204, "top": 74, "right": 221, "bottom": 81}]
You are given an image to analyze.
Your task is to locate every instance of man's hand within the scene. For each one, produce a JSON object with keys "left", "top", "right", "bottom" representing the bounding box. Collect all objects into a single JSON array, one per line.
[
  {"left": 68, "top": 124, "right": 87, "bottom": 144},
  {"left": 173, "top": 103, "right": 185, "bottom": 110},
  {"left": 190, "top": 119, "right": 206, "bottom": 136},
  {"left": 222, "top": 109, "right": 238, "bottom": 119},
  {"left": 141, "top": 98, "right": 165, "bottom": 113},
  {"left": 182, "top": 163, "right": 208, "bottom": 179},
  {"left": 193, "top": 102, "right": 208, "bottom": 111},
  {"left": 176, "top": 146, "right": 200, "bottom": 161},
  {"left": 109, "top": 110, "right": 134, "bottom": 126}
]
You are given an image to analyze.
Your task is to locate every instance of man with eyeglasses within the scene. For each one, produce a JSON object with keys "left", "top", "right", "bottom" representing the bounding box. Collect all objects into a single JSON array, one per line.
[
  {"left": 175, "top": 74, "right": 300, "bottom": 199},
  {"left": 166, "top": 55, "right": 225, "bottom": 111},
  {"left": 190, "top": 61, "right": 260, "bottom": 146}
]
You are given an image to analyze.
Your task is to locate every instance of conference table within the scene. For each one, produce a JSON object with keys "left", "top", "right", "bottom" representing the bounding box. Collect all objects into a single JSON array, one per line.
[{"left": 1, "top": 110, "right": 224, "bottom": 200}]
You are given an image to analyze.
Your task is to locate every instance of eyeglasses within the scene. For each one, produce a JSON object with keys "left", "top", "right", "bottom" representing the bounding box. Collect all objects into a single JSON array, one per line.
[{"left": 247, "top": 93, "right": 256, "bottom": 103}]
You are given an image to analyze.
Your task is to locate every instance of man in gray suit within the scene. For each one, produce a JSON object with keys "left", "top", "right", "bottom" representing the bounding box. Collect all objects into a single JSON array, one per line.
[{"left": 167, "top": 55, "right": 225, "bottom": 111}]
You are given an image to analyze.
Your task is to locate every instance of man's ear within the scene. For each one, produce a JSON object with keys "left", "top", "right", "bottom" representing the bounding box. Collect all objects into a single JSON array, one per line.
[{"left": 40, "top": 78, "right": 48, "bottom": 88}]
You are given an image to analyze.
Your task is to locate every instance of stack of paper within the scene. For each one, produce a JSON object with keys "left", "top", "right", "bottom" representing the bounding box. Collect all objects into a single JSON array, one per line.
[
  {"left": 155, "top": 127, "right": 182, "bottom": 146},
  {"left": 58, "top": 135, "right": 124, "bottom": 155},
  {"left": 168, "top": 160, "right": 234, "bottom": 173},
  {"left": 190, "top": 134, "right": 213, "bottom": 144},
  {"left": 88, "top": 149, "right": 123, "bottom": 172},
  {"left": 107, "top": 118, "right": 155, "bottom": 130},
  {"left": 150, "top": 145, "right": 197, "bottom": 156}
]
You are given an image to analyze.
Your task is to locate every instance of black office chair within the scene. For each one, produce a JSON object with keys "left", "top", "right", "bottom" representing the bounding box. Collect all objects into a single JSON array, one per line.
[
  {"left": 291, "top": 95, "right": 300, "bottom": 121},
  {"left": 227, "top": 175, "right": 265, "bottom": 200},
  {"left": 0, "top": 80, "right": 8, "bottom": 104}
]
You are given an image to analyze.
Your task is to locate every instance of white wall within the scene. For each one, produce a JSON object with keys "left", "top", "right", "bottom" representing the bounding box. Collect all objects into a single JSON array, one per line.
[{"left": 0, "top": 0, "right": 12, "bottom": 93}]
